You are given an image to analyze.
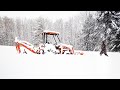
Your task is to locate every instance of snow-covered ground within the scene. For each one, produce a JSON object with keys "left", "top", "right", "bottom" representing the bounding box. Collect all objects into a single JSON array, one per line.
[{"left": 0, "top": 45, "right": 120, "bottom": 79}]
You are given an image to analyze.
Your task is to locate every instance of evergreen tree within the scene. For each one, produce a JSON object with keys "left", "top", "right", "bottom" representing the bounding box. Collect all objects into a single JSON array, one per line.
[
  {"left": 32, "top": 17, "right": 46, "bottom": 46},
  {"left": 0, "top": 17, "right": 6, "bottom": 45},
  {"left": 82, "top": 14, "right": 96, "bottom": 51},
  {"left": 97, "top": 11, "right": 120, "bottom": 52},
  {"left": 3, "top": 17, "right": 15, "bottom": 46}
]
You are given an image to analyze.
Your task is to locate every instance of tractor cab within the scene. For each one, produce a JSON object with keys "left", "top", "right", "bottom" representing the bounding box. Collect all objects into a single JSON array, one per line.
[
  {"left": 42, "top": 30, "right": 61, "bottom": 45},
  {"left": 41, "top": 30, "right": 74, "bottom": 54}
]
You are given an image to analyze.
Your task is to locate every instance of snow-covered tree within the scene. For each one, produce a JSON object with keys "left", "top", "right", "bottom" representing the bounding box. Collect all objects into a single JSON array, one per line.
[
  {"left": 64, "top": 20, "right": 72, "bottom": 45},
  {"left": 97, "top": 11, "right": 120, "bottom": 52},
  {"left": 81, "top": 13, "right": 103, "bottom": 51},
  {"left": 32, "top": 17, "right": 44, "bottom": 45},
  {"left": 2, "top": 17, "right": 15, "bottom": 46},
  {"left": 0, "top": 17, "right": 6, "bottom": 45},
  {"left": 52, "top": 19, "right": 64, "bottom": 43},
  {"left": 15, "top": 18, "right": 23, "bottom": 40}
]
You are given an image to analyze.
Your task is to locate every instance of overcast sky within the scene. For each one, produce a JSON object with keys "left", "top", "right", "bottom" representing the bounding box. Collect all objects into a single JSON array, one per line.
[{"left": 0, "top": 11, "right": 82, "bottom": 21}]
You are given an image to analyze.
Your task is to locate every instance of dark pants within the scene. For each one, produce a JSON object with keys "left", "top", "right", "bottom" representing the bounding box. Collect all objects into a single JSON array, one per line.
[{"left": 100, "top": 50, "right": 108, "bottom": 56}]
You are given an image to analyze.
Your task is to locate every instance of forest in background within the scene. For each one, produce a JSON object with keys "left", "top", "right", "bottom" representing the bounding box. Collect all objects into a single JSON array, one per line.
[{"left": 0, "top": 11, "right": 120, "bottom": 52}]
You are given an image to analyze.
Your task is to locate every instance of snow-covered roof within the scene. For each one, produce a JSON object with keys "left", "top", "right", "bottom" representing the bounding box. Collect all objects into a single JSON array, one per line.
[{"left": 43, "top": 30, "right": 60, "bottom": 35}]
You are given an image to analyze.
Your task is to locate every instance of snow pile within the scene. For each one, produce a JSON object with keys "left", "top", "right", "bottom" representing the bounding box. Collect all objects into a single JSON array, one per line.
[{"left": 0, "top": 46, "right": 120, "bottom": 79}]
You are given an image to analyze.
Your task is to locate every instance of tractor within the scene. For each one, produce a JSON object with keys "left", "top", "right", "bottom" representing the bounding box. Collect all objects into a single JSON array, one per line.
[{"left": 15, "top": 30, "right": 74, "bottom": 55}]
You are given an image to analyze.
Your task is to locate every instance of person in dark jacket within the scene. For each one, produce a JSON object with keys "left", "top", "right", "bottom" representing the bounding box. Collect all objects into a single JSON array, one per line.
[{"left": 100, "top": 40, "right": 108, "bottom": 56}]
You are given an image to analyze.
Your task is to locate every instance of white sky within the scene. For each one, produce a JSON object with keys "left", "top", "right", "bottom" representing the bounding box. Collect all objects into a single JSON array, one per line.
[{"left": 0, "top": 11, "right": 82, "bottom": 22}]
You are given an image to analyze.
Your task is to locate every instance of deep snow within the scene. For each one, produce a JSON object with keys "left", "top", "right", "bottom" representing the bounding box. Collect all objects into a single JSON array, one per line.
[{"left": 0, "top": 45, "right": 120, "bottom": 79}]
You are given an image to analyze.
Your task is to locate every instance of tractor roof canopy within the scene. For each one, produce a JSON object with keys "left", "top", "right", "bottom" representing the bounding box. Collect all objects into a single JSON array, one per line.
[{"left": 43, "top": 30, "right": 60, "bottom": 35}]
